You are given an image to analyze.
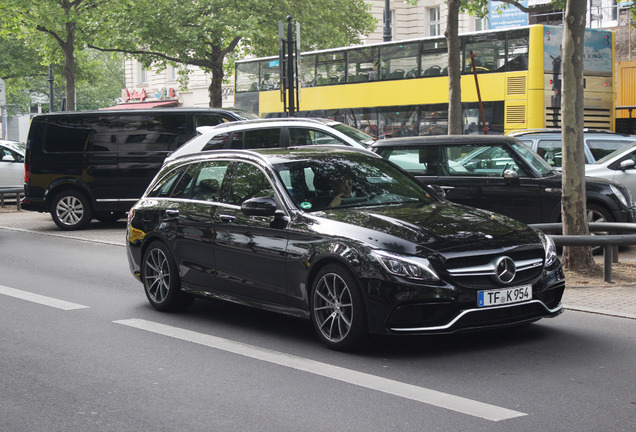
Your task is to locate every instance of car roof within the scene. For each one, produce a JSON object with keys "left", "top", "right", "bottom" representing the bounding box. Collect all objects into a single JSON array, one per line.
[
  {"left": 0, "top": 140, "right": 25, "bottom": 155},
  {"left": 202, "top": 117, "right": 339, "bottom": 133},
  {"left": 508, "top": 129, "right": 634, "bottom": 139},
  {"left": 165, "top": 145, "right": 378, "bottom": 168},
  {"left": 31, "top": 107, "right": 257, "bottom": 119},
  {"left": 370, "top": 134, "right": 520, "bottom": 148}
]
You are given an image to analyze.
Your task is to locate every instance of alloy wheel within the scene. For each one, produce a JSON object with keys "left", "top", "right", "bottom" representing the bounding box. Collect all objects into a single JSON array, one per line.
[{"left": 312, "top": 272, "right": 354, "bottom": 343}]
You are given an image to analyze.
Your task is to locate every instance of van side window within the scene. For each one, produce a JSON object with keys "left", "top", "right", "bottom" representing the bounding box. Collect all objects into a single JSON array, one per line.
[
  {"left": 43, "top": 116, "right": 118, "bottom": 153},
  {"left": 121, "top": 114, "right": 188, "bottom": 151},
  {"left": 194, "top": 115, "right": 233, "bottom": 128}
]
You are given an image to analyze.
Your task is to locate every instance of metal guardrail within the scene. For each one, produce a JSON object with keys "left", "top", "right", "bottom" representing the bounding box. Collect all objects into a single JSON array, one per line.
[
  {"left": 530, "top": 222, "right": 636, "bottom": 283},
  {"left": 0, "top": 187, "right": 23, "bottom": 211}
]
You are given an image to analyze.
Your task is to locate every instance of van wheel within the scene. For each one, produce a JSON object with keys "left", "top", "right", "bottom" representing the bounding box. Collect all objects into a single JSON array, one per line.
[{"left": 51, "top": 190, "right": 93, "bottom": 230}]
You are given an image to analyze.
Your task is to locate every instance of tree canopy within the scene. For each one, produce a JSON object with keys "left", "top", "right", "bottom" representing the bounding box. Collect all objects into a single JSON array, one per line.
[{"left": 86, "top": 0, "right": 376, "bottom": 107}]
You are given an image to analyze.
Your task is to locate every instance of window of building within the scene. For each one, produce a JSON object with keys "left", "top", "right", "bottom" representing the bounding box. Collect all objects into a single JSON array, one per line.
[
  {"left": 428, "top": 7, "right": 441, "bottom": 36},
  {"left": 140, "top": 66, "right": 148, "bottom": 84}
]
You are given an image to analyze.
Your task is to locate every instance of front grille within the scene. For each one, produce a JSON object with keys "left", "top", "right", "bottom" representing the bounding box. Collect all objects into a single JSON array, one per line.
[{"left": 442, "top": 248, "right": 545, "bottom": 289}]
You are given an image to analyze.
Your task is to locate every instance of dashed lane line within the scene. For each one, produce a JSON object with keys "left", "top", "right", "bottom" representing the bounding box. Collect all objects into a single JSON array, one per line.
[
  {"left": 0, "top": 285, "right": 89, "bottom": 310},
  {"left": 114, "top": 318, "right": 527, "bottom": 422}
]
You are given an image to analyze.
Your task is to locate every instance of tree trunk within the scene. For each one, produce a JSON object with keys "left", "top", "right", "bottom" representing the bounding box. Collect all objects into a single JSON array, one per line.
[
  {"left": 445, "top": 0, "right": 462, "bottom": 135},
  {"left": 63, "top": 22, "right": 76, "bottom": 111},
  {"left": 208, "top": 51, "right": 224, "bottom": 108},
  {"left": 560, "top": 0, "right": 596, "bottom": 270}
]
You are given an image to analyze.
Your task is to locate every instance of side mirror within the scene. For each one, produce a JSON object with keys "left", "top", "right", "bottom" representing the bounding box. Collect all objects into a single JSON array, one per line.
[
  {"left": 426, "top": 184, "right": 446, "bottom": 199},
  {"left": 619, "top": 159, "right": 635, "bottom": 171},
  {"left": 241, "top": 196, "right": 278, "bottom": 217},
  {"left": 1, "top": 155, "right": 15, "bottom": 162},
  {"left": 503, "top": 169, "right": 519, "bottom": 180}
]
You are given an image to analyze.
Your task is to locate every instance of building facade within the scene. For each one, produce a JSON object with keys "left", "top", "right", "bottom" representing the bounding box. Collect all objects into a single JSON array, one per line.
[{"left": 120, "top": 1, "right": 634, "bottom": 110}]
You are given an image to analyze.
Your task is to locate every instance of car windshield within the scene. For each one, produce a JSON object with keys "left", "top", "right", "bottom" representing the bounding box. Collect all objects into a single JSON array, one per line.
[
  {"left": 511, "top": 142, "right": 556, "bottom": 176},
  {"left": 273, "top": 153, "right": 437, "bottom": 211},
  {"left": 330, "top": 123, "right": 376, "bottom": 148},
  {"left": 595, "top": 141, "right": 636, "bottom": 164}
]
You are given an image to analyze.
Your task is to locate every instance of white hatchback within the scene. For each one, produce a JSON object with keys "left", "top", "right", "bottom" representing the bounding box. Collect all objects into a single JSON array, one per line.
[
  {"left": 0, "top": 140, "right": 25, "bottom": 189},
  {"left": 165, "top": 117, "right": 375, "bottom": 162}
]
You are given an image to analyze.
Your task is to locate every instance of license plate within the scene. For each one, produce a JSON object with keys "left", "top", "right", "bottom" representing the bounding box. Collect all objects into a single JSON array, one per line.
[{"left": 477, "top": 285, "right": 532, "bottom": 307}]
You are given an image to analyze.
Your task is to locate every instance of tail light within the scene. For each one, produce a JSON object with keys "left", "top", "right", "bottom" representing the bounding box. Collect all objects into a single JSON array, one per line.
[{"left": 24, "top": 164, "right": 29, "bottom": 183}]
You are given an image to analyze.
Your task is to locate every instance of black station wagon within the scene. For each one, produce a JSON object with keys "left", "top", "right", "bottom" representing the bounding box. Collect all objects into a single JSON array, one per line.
[
  {"left": 126, "top": 146, "right": 564, "bottom": 350},
  {"left": 371, "top": 135, "right": 636, "bottom": 225}
]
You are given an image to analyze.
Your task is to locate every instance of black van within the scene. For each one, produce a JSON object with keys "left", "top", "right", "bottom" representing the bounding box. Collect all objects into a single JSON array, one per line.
[{"left": 23, "top": 108, "right": 258, "bottom": 230}]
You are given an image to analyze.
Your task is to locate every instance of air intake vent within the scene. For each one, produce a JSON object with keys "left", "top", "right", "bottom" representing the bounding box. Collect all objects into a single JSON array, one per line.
[
  {"left": 507, "top": 76, "right": 527, "bottom": 96},
  {"left": 506, "top": 105, "right": 526, "bottom": 124}
]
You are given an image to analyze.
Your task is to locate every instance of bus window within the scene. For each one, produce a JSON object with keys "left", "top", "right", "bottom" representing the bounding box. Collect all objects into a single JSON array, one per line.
[
  {"left": 347, "top": 47, "right": 379, "bottom": 82},
  {"left": 236, "top": 61, "right": 260, "bottom": 92},
  {"left": 378, "top": 107, "right": 418, "bottom": 138},
  {"left": 260, "top": 59, "right": 281, "bottom": 91},
  {"left": 380, "top": 42, "right": 419, "bottom": 80},
  {"left": 464, "top": 34, "right": 506, "bottom": 74},
  {"left": 300, "top": 54, "right": 316, "bottom": 87},
  {"left": 505, "top": 29, "right": 529, "bottom": 71},
  {"left": 316, "top": 52, "right": 346, "bottom": 86},
  {"left": 421, "top": 39, "right": 448, "bottom": 77}
]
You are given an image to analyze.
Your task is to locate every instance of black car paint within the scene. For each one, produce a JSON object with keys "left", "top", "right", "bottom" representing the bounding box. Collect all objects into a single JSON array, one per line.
[
  {"left": 127, "top": 147, "right": 564, "bottom": 344},
  {"left": 371, "top": 135, "right": 636, "bottom": 224}
]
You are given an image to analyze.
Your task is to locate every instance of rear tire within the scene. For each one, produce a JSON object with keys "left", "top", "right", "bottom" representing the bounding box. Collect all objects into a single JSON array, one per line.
[
  {"left": 50, "top": 190, "right": 92, "bottom": 230},
  {"left": 142, "top": 241, "right": 193, "bottom": 312}
]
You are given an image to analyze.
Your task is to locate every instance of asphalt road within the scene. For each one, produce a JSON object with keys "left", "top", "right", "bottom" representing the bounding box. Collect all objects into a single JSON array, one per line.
[{"left": 1, "top": 229, "right": 636, "bottom": 432}]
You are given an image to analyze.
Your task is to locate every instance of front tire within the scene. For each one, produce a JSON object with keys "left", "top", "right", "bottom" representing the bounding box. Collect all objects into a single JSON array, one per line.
[
  {"left": 310, "top": 264, "right": 367, "bottom": 350},
  {"left": 50, "top": 190, "right": 93, "bottom": 230},
  {"left": 142, "top": 241, "right": 193, "bottom": 312}
]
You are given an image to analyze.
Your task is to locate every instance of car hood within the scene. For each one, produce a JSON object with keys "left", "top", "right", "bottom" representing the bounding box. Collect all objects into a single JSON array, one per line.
[{"left": 305, "top": 202, "right": 539, "bottom": 256}]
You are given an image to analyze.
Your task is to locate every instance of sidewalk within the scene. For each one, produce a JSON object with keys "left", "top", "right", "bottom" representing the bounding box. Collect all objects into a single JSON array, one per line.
[{"left": 1, "top": 206, "right": 635, "bottom": 320}]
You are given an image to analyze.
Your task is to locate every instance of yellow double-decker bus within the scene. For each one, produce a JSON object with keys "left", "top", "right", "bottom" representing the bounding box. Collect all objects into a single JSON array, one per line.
[{"left": 235, "top": 25, "right": 614, "bottom": 137}]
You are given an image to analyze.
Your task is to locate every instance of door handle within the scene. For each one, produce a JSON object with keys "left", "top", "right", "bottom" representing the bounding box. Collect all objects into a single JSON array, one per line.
[
  {"left": 219, "top": 214, "right": 235, "bottom": 223},
  {"left": 164, "top": 209, "right": 179, "bottom": 219}
]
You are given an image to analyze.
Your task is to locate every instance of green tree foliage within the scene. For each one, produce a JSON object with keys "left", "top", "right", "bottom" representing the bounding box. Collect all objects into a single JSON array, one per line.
[
  {"left": 1, "top": 0, "right": 114, "bottom": 111},
  {"left": 87, "top": 0, "right": 376, "bottom": 107},
  {"left": 0, "top": 34, "right": 124, "bottom": 114}
]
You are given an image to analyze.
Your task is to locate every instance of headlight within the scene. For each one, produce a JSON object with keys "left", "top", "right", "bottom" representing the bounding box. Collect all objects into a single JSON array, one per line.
[
  {"left": 610, "top": 184, "right": 630, "bottom": 208},
  {"left": 371, "top": 250, "right": 440, "bottom": 281},
  {"left": 535, "top": 229, "right": 557, "bottom": 267}
]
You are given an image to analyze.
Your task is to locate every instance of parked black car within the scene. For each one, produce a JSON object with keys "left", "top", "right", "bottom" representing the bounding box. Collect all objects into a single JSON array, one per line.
[
  {"left": 126, "top": 146, "right": 564, "bottom": 350},
  {"left": 22, "top": 108, "right": 258, "bottom": 230},
  {"left": 371, "top": 135, "right": 636, "bottom": 225}
]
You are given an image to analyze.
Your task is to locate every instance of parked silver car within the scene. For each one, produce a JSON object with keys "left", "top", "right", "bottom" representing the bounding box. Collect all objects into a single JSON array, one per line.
[
  {"left": 508, "top": 129, "right": 636, "bottom": 169},
  {"left": 586, "top": 142, "right": 636, "bottom": 200},
  {"left": 0, "top": 140, "right": 25, "bottom": 189},
  {"left": 165, "top": 118, "right": 375, "bottom": 161}
]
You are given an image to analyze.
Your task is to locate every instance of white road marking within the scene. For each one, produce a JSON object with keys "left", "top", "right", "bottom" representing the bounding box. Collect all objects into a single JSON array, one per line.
[
  {"left": 0, "top": 285, "right": 89, "bottom": 310},
  {"left": 114, "top": 318, "right": 526, "bottom": 422}
]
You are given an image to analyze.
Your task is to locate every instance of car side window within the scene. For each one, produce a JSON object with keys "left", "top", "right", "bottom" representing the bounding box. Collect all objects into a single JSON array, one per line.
[
  {"left": 587, "top": 139, "right": 632, "bottom": 161},
  {"left": 191, "top": 161, "right": 229, "bottom": 201},
  {"left": 289, "top": 128, "right": 347, "bottom": 146},
  {"left": 535, "top": 139, "right": 562, "bottom": 167},
  {"left": 194, "top": 114, "right": 233, "bottom": 128},
  {"left": 202, "top": 132, "right": 231, "bottom": 151},
  {"left": 170, "top": 164, "right": 199, "bottom": 199},
  {"left": 381, "top": 149, "right": 428, "bottom": 174},
  {"left": 222, "top": 162, "right": 275, "bottom": 206},
  {"left": 450, "top": 145, "right": 525, "bottom": 177},
  {"left": 146, "top": 168, "right": 187, "bottom": 198},
  {"left": 231, "top": 128, "right": 282, "bottom": 149}
]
